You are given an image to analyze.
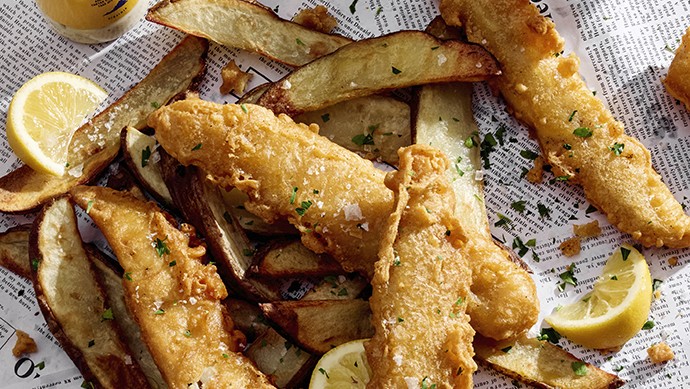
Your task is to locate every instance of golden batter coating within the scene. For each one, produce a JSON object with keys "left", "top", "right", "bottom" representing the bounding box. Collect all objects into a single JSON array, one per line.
[
  {"left": 366, "top": 145, "right": 476, "bottom": 389},
  {"left": 664, "top": 27, "right": 690, "bottom": 111},
  {"left": 70, "top": 186, "right": 274, "bottom": 389},
  {"left": 441, "top": 0, "right": 690, "bottom": 248}
]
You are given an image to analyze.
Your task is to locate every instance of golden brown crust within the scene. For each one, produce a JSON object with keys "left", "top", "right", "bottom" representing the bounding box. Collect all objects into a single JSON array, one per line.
[
  {"left": 647, "top": 342, "right": 675, "bottom": 363},
  {"left": 441, "top": 0, "right": 690, "bottom": 248},
  {"left": 365, "top": 145, "right": 476, "bottom": 388},
  {"left": 70, "top": 186, "right": 274, "bottom": 389},
  {"left": 664, "top": 27, "right": 690, "bottom": 111},
  {"left": 293, "top": 5, "right": 337, "bottom": 33}
]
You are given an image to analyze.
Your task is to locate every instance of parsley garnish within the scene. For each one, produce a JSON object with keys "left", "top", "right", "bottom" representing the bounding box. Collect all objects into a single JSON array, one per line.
[
  {"left": 642, "top": 320, "right": 655, "bottom": 330},
  {"left": 222, "top": 353, "right": 229, "bottom": 358},
  {"left": 537, "top": 327, "right": 561, "bottom": 344},
  {"left": 290, "top": 187, "right": 298, "bottom": 204},
  {"left": 391, "top": 66, "right": 402, "bottom": 75},
  {"left": 480, "top": 133, "right": 498, "bottom": 169},
  {"left": 240, "top": 104, "right": 248, "bottom": 113},
  {"left": 191, "top": 143, "right": 202, "bottom": 151},
  {"left": 573, "top": 127, "right": 593, "bottom": 138},
  {"left": 610, "top": 142, "right": 624, "bottom": 155},
  {"left": 318, "top": 368, "right": 329, "bottom": 378},
  {"left": 154, "top": 309, "right": 165, "bottom": 315},
  {"left": 376, "top": 6, "right": 383, "bottom": 16},
  {"left": 501, "top": 346, "right": 513, "bottom": 353},
  {"left": 86, "top": 200, "right": 94, "bottom": 214},
  {"left": 621, "top": 247, "right": 631, "bottom": 261},
  {"left": 151, "top": 102, "right": 160, "bottom": 109},
  {"left": 169, "top": 260, "right": 176, "bottom": 267},
  {"left": 352, "top": 133, "right": 375, "bottom": 146},
  {"left": 337, "top": 287, "right": 348, "bottom": 296},
  {"left": 558, "top": 264, "right": 578, "bottom": 291},
  {"left": 321, "top": 113, "right": 330, "bottom": 122},
  {"left": 520, "top": 150, "right": 540, "bottom": 160},
  {"left": 183, "top": 330, "right": 191, "bottom": 337},
  {"left": 155, "top": 237, "right": 170, "bottom": 257},
  {"left": 141, "top": 146, "right": 151, "bottom": 167},
  {"left": 511, "top": 200, "right": 526, "bottom": 213},
  {"left": 526, "top": 239, "right": 536, "bottom": 247},
  {"left": 494, "top": 213, "right": 512, "bottom": 229},
  {"left": 124, "top": 272, "right": 132, "bottom": 281},
  {"left": 571, "top": 361, "right": 588, "bottom": 376},
  {"left": 563, "top": 143, "right": 572, "bottom": 150},
  {"left": 397, "top": 317, "right": 404, "bottom": 323},
  {"left": 296, "top": 200, "right": 312, "bottom": 216},
  {"left": 568, "top": 110, "right": 578, "bottom": 122},
  {"left": 611, "top": 275, "right": 618, "bottom": 280},
  {"left": 87, "top": 339, "right": 95, "bottom": 347},
  {"left": 296, "top": 38, "right": 305, "bottom": 46},
  {"left": 556, "top": 175, "right": 570, "bottom": 181},
  {"left": 512, "top": 237, "right": 529, "bottom": 257},
  {"left": 613, "top": 366, "right": 624, "bottom": 372},
  {"left": 455, "top": 297, "right": 465, "bottom": 305},
  {"left": 464, "top": 131, "right": 479, "bottom": 148},
  {"left": 31, "top": 258, "right": 40, "bottom": 271},
  {"left": 81, "top": 381, "right": 95, "bottom": 389},
  {"left": 421, "top": 376, "right": 436, "bottom": 389},
  {"left": 393, "top": 255, "right": 401, "bottom": 266},
  {"left": 537, "top": 203, "right": 551, "bottom": 218},
  {"left": 101, "top": 308, "right": 114, "bottom": 321}
]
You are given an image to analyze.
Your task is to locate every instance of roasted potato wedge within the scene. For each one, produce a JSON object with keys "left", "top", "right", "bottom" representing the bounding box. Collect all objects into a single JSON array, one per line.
[
  {"left": 414, "top": 82, "right": 539, "bottom": 340},
  {"left": 256, "top": 31, "right": 499, "bottom": 116},
  {"left": 295, "top": 95, "right": 412, "bottom": 164},
  {"left": 147, "top": 0, "right": 351, "bottom": 67},
  {"left": 30, "top": 197, "right": 151, "bottom": 388},
  {"left": 70, "top": 186, "right": 274, "bottom": 388},
  {"left": 158, "top": 150, "right": 281, "bottom": 302},
  {"left": 664, "top": 26, "right": 690, "bottom": 111},
  {"left": 246, "top": 327, "right": 317, "bottom": 388},
  {"left": 260, "top": 299, "right": 374, "bottom": 355},
  {"left": 0, "top": 225, "right": 31, "bottom": 279},
  {"left": 221, "top": 188, "right": 297, "bottom": 236},
  {"left": 474, "top": 336, "right": 624, "bottom": 389},
  {"left": 121, "top": 126, "right": 174, "bottom": 207},
  {"left": 250, "top": 239, "right": 343, "bottom": 278},
  {"left": 301, "top": 274, "right": 370, "bottom": 301},
  {"left": 0, "top": 36, "right": 207, "bottom": 213}
]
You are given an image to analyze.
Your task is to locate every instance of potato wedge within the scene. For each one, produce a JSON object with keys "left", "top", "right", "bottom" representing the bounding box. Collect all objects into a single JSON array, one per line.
[
  {"left": 121, "top": 126, "right": 174, "bottom": 207},
  {"left": 238, "top": 83, "right": 271, "bottom": 104},
  {"left": 147, "top": 0, "right": 351, "bottom": 67},
  {"left": 0, "top": 225, "right": 31, "bottom": 279},
  {"left": 221, "top": 187, "right": 297, "bottom": 236},
  {"left": 256, "top": 31, "right": 500, "bottom": 116},
  {"left": 260, "top": 299, "right": 374, "bottom": 355},
  {"left": 250, "top": 239, "right": 343, "bottom": 278},
  {"left": 223, "top": 298, "right": 271, "bottom": 343},
  {"left": 70, "top": 186, "right": 274, "bottom": 388},
  {"left": 158, "top": 150, "right": 281, "bottom": 302},
  {"left": 245, "top": 328, "right": 317, "bottom": 388},
  {"left": 474, "top": 336, "right": 624, "bottom": 389},
  {"left": 664, "top": 27, "right": 690, "bottom": 111},
  {"left": 30, "top": 197, "right": 151, "bottom": 388},
  {"left": 414, "top": 82, "right": 538, "bottom": 340},
  {"left": 0, "top": 36, "right": 207, "bottom": 213},
  {"left": 294, "top": 95, "right": 412, "bottom": 164}
]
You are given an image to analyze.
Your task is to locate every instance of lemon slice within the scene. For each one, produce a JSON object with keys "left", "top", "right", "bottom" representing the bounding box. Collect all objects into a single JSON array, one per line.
[
  {"left": 309, "top": 339, "right": 371, "bottom": 389},
  {"left": 546, "top": 245, "right": 652, "bottom": 349},
  {"left": 6, "top": 72, "right": 107, "bottom": 176}
]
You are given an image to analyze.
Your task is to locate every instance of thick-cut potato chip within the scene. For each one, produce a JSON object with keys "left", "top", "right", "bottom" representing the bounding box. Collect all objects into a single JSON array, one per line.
[
  {"left": 257, "top": 31, "right": 499, "bottom": 116},
  {"left": 664, "top": 27, "right": 690, "bottom": 111},
  {"left": 121, "top": 126, "right": 174, "bottom": 207},
  {"left": 147, "top": 0, "right": 351, "bottom": 67},
  {"left": 0, "top": 225, "right": 31, "bottom": 279}
]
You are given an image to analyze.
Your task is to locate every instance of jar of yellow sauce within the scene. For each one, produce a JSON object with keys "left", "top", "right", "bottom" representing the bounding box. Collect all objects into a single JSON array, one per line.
[{"left": 35, "top": 0, "right": 148, "bottom": 44}]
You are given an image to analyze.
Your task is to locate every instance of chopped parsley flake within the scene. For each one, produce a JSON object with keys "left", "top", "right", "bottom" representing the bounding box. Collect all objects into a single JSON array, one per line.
[
  {"left": 556, "top": 175, "right": 571, "bottom": 181},
  {"left": 296, "top": 38, "right": 305, "bottom": 46},
  {"left": 537, "top": 327, "right": 561, "bottom": 344},
  {"left": 376, "top": 6, "right": 383, "bottom": 16},
  {"left": 537, "top": 203, "right": 551, "bottom": 218},
  {"left": 290, "top": 187, "right": 298, "bottom": 204},
  {"left": 421, "top": 376, "right": 436, "bottom": 389},
  {"left": 154, "top": 309, "right": 165, "bottom": 315},
  {"left": 568, "top": 110, "right": 578, "bottom": 122},
  {"left": 321, "top": 113, "right": 330, "bottom": 122},
  {"left": 464, "top": 131, "right": 479, "bottom": 148},
  {"left": 86, "top": 200, "right": 94, "bottom": 214},
  {"left": 151, "top": 102, "right": 160, "bottom": 109},
  {"left": 520, "top": 150, "right": 540, "bottom": 160},
  {"left": 222, "top": 353, "right": 229, "bottom": 358},
  {"left": 101, "top": 308, "right": 114, "bottom": 321},
  {"left": 319, "top": 368, "right": 329, "bottom": 378},
  {"left": 494, "top": 213, "right": 512, "bottom": 229},
  {"left": 455, "top": 297, "right": 465, "bottom": 306},
  {"left": 191, "top": 143, "right": 202, "bottom": 151},
  {"left": 642, "top": 320, "right": 655, "bottom": 330},
  {"left": 155, "top": 237, "right": 170, "bottom": 257},
  {"left": 563, "top": 143, "right": 572, "bottom": 150},
  {"left": 240, "top": 104, "right": 248, "bottom": 113},
  {"left": 511, "top": 200, "right": 527, "bottom": 213},
  {"left": 621, "top": 247, "right": 631, "bottom": 261},
  {"left": 88, "top": 339, "right": 95, "bottom": 347},
  {"left": 31, "top": 258, "right": 40, "bottom": 271},
  {"left": 393, "top": 255, "right": 401, "bottom": 266},
  {"left": 352, "top": 133, "right": 375, "bottom": 146},
  {"left": 573, "top": 127, "right": 593, "bottom": 138},
  {"left": 512, "top": 237, "right": 529, "bottom": 257},
  {"left": 184, "top": 330, "right": 191, "bottom": 337},
  {"left": 81, "top": 381, "right": 95, "bottom": 389},
  {"left": 525, "top": 239, "right": 536, "bottom": 247},
  {"left": 558, "top": 264, "right": 578, "bottom": 291},
  {"left": 391, "top": 66, "right": 402, "bottom": 75},
  {"left": 141, "top": 146, "right": 151, "bottom": 167},
  {"left": 397, "top": 317, "right": 404, "bottom": 323},
  {"left": 611, "top": 275, "right": 618, "bottom": 280},
  {"left": 613, "top": 366, "right": 624, "bottom": 372},
  {"left": 337, "top": 287, "right": 348, "bottom": 296},
  {"left": 168, "top": 260, "right": 176, "bottom": 267},
  {"left": 124, "top": 272, "right": 132, "bottom": 281},
  {"left": 571, "top": 361, "right": 588, "bottom": 376},
  {"left": 610, "top": 142, "right": 624, "bottom": 155},
  {"left": 501, "top": 346, "right": 513, "bottom": 353},
  {"left": 296, "top": 200, "right": 312, "bottom": 216}
]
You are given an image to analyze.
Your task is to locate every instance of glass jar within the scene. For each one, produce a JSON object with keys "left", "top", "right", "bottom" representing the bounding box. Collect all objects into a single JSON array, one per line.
[{"left": 35, "top": 0, "right": 148, "bottom": 44}]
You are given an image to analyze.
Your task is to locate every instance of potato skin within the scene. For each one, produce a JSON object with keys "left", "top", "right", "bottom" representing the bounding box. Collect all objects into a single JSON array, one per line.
[{"left": 441, "top": 0, "right": 690, "bottom": 248}]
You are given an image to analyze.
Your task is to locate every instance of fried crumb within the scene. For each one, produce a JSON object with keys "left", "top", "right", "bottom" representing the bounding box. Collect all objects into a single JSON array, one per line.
[
  {"left": 654, "top": 289, "right": 662, "bottom": 299},
  {"left": 559, "top": 236, "right": 581, "bottom": 257},
  {"left": 293, "top": 5, "right": 338, "bottom": 33},
  {"left": 12, "top": 330, "right": 37, "bottom": 357},
  {"left": 526, "top": 156, "right": 544, "bottom": 183},
  {"left": 668, "top": 256, "right": 678, "bottom": 266},
  {"left": 219, "top": 60, "right": 253, "bottom": 95},
  {"left": 647, "top": 342, "right": 674, "bottom": 363},
  {"left": 573, "top": 220, "right": 601, "bottom": 238}
]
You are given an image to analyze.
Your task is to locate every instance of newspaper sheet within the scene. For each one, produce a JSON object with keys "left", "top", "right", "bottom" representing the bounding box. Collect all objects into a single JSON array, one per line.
[{"left": 0, "top": 0, "right": 688, "bottom": 387}]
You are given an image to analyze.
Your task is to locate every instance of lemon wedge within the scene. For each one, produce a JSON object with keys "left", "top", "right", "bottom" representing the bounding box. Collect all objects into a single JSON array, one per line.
[
  {"left": 309, "top": 339, "right": 371, "bottom": 389},
  {"left": 6, "top": 72, "right": 107, "bottom": 176},
  {"left": 546, "top": 245, "right": 652, "bottom": 349}
]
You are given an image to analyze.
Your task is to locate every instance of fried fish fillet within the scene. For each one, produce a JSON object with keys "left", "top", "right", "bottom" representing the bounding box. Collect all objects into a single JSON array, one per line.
[
  {"left": 148, "top": 99, "right": 533, "bottom": 339},
  {"left": 365, "top": 145, "right": 476, "bottom": 388},
  {"left": 440, "top": 0, "right": 690, "bottom": 248},
  {"left": 664, "top": 27, "right": 690, "bottom": 111},
  {"left": 70, "top": 186, "right": 274, "bottom": 389}
]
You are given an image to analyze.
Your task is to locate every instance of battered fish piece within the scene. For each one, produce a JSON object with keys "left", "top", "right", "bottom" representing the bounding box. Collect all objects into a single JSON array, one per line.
[
  {"left": 148, "top": 99, "right": 533, "bottom": 340},
  {"left": 366, "top": 145, "right": 476, "bottom": 389},
  {"left": 70, "top": 186, "right": 274, "bottom": 389},
  {"left": 664, "top": 27, "right": 690, "bottom": 111},
  {"left": 440, "top": 0, "right": 690, "bottom": 248}
]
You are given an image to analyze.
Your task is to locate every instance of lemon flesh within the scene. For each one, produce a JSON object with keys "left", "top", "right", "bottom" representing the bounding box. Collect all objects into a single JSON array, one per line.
[
  {"left": 546, "top": 245, "right": 652, "bottom": 349},
  {"left": 6, "top": 72, "right": 107, "bottom": 176},
  {"left": 309, "top": 339, "right": 371, "bottom": 389}
]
